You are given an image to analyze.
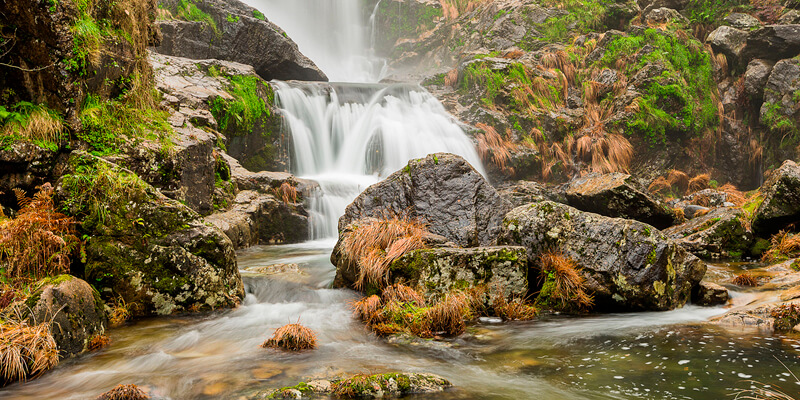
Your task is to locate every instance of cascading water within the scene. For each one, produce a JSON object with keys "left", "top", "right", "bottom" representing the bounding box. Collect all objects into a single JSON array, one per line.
[{"left": 243, "top": 0, "right": 485, "bottom": 240}]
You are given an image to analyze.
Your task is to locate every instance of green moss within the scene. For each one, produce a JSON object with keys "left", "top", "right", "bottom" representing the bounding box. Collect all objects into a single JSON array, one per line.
[
  {"left": 226, "top": 14, "right": 240, "bottom": 23},
  {"left": 376, "top": 0, "right": 442, "bottom": 51},
  {"left": 252, "top": 9, "right": 266, "bottom": 20},
  {"left": 78, "top": 93, "right": 171, "bottom": 155},
  {"left": 174, "top": 0, "right": 219, "bottom": 35},
  {"left": 0, "top": 102, "right": 67, "bottom": 151},
  {"left": 209, "top": 74, "right": 273, "bottom": 135},
  {"left": 519, "top": 0, "right": 609, "bottom": 49}
]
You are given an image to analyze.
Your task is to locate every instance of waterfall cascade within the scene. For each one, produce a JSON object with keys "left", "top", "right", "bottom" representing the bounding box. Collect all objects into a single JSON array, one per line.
[{"left": 242, "top": 0, "right": 484, "bottom": 239}]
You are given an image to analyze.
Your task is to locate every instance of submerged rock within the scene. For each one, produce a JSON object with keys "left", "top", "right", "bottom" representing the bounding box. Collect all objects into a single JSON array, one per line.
[
  {"left": 663, "top": 207, "right": 752, "bottom": 259},
  {"left": 339, "top": 153, "right": 509, "bottom": 247},
  {"left": 565, "top": 172, "right": 676, "bottom": 229},
  {"left": 25, "top": 275, "right": 106, "bottom": 358},
  {"left": 752, "top": 160, "right": 800, "bottom": 236},
  {"left": 498, "top": 201, "right": 706, "bottom": 311}
]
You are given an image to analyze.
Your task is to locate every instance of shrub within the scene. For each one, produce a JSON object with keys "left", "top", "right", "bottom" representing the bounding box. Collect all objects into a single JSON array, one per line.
[
  {"left": 536, "top": 251, "right": 594, "bottom": 312},
  {"left": 262, "top": 323, "right": 317, "bottom": 351},
  {"left": 0, "top": 184, "right": 80, "bottom": 280},
  {"left": 0, "top": 319, "right": 58, "bottom": 383},
  {"left": 96, "top": 384, "right": 150, "bottom": 400}
]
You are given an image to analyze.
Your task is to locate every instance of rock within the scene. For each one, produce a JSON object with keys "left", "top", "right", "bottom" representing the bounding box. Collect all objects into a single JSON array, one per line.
[
  {"left": 498, "top": 201, "right": 706, "bottom": 311},
  {"left": 683, "top": 205, "right": 710, "bottom": 220},
  {"left": 382, "top": 246, "right": 528, "bottom": 301},
  {"left": 268, "top": 373, "right": 452, "bottom": 398},
  {"left": 25, "top": 275, "right": 106, "bottom": 357},
  {"left": 339, "top": 153, "right": 509, "bottom": 247},
  {"left": 637, "top": 0, "right": 688, "bottom": 14},
  {"left": 0, "top": 142, "right": 62, "bottom": 208},
  {"left": 692, "top": 281, "right": 729, "bottom": 306},
  {"left": 779, "top": 10, "right": 800, "bottom": 25},
  {"left": 707, "top": 25, "right": 748, "bottom": 65},
  {"left": 205, "top": 190, "right": 309, "bottom": 248},
  {"left": 154, "top": 0, "right": 326, "bottom": 82},
  {"left": 58, "top": 152, "right": 244, "bottom": 316},
  {"left": 753, "top": 160, "right": 800, "bottom": 236},
  {"left": 760, "top": 58, "right": 800, "bottom": 134},
  {"left": 497, "top": 180, "right": 566, "bottom": 208},
  {"left": 741, "top": 25, "right": 800, "bottom": 62},
  {"left": 724, "top": 13, "right": 761, "bottom": 30},
  {"left": 711, "top": 301, "right": 789, "bottom": 330},
  {"left": 663, "top": 207, "right": 752, "bottom": 259},
  {"left": 669, "top": 189, "right": 734, "bottom": 210},
  {"left": 644, "top": 7, "right": 689, "bottom": 25},
  {"left": 565, "top": 172, "right": 676, "bottom": 229},
  {"left": 743, "top": 59, "right": 776, "bottom": 102}
]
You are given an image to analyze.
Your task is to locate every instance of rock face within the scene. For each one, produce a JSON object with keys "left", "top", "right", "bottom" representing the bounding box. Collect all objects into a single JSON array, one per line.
[
  {"left": 663, "top": 207, "right": 752, "bottom": 259},
  {"left": 58, "top": 152, "right": 244, "bottom": 316},
  {"left": 637, "top": 0, "right": 687, "bottom": 14},
  {"left": 0, "top": 142, "right": 63, "bottom": 208},
  {"left": 499, "top": 201, "right": 706, "bottom": 311},
  {"left": 753, "top": 160, "right": 800, "bottom": 236},
  {"left": 724, "top": 12, "right": 761, "bottom": 30},
  {"left": 339, "top": 153, "right": 509, "bottom": 247},
  {"left": 377, "top": 246, "right": 527, "bottom": 300},
  {"left": 644, "top": 8, "right": 688, "bottom": 25},
  {"left": 565, "top": 173, "right": 676, "bottom": 229},
  {"left": 760, "top": 58, "right": 800, "bottom": 134},
  {"left": 744, "top": 59, "right": 776, "bottom": 103},
  {"left": 26, "top": 276, "right": 106, "bottom": 357},
  {"left": 741, "top": 25, "right": 800, "bottom": 62},
  {"left": 154, "top": 0, "right": 327, "bottom": 81}
]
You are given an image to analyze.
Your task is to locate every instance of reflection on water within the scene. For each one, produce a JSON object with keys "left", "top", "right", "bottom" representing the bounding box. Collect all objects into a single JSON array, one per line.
[{"left": 2, "top": 244, "right": 800, "bottom": 400}]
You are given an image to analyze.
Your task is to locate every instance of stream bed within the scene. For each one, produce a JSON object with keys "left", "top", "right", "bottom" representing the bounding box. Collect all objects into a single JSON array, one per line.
[{"left": 3, "top": 242, "right": 800, "bottom": 399}]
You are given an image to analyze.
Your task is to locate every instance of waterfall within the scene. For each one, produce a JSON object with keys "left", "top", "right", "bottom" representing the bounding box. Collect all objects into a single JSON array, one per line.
[{"left": 242, "top": 0, "right": 485, "bottom": 239}]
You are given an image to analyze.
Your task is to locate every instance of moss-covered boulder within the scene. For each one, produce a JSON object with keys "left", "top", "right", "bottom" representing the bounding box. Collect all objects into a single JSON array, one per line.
[
  {"left": 752, "top": 160, "right": 800, "bottom": 236},
  {"left": 57, "top": 152, "right": 244, "bottom": 315},
  {"left": 498, "top": 201, "right": 706, "bottom": 311},
  {"left": 760, "top": 58, "right": 800, "bottom": 136},
  {"left": 263, "top": 373, "right": 452, "bottom": 399},
  {"left": 565, "top": 172, "right": 677, "bottom": 229},
  {"left": 663, "top": 207, "right": 752, "bottom": 259},
  {"left": 25, "top": 275, "right": 107, "bottom": 357}
]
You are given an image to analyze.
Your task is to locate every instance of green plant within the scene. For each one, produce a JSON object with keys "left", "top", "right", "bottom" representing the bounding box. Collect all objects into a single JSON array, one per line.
[
  {"left": 252, "top": 9, "right": 266, "bottom": 20},
  {"left": 174, "top": 0, "right": 219, "bottom": 35},
  {"left": 226, "top": 14, "right": 240, "bottom": 23},
  {"left": 209, "top": 74, "right": 272, "bottom": 133},
  {"left": 78, "top": 94, "right": 171, "bottom": 155},
  {"left": 0, "top": 102, "right": 66, "bottom": 150},
  {"left": 763, "top": 231, "right": 800, "bottom": 263}
]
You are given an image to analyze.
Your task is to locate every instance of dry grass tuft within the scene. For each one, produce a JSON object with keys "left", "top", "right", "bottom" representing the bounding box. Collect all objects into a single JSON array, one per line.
[
  {"left": 763, "top": 231, "right": 800, "bottom": 263},
  {"left": 648, "top": 176, "right": 671, "bottom": 195},
  {"left": 673, "top": 207, "right": 686, "bottom": 223},
  {"left": 109, "top": 296, "right": 133, "bottom": 327},
  {"left": 2, "top": 105, "right": 65, "bottom": 144},
  {"left": 503, "top": 49, "right": 524, "bottom": 59},
  {"left": 343, "top": 215, "right": 428, "bottom": 291},
  {"left": 0, "top": 319, "right": 58, "bottom": 383},
  {"left": 352, "top": 295, "right": 383, "bottom": 324},
  {"left": 444, "top": 68, "right": 459, "bottom": 87},
  {"left": 667, "top": 170, "right": 690, "bottom": 193},
  {"left": 733, "top": 381, "right": 798, "bottom": 400},
  {"left": 381, "top": 284, "right": 425, "bottom": 307},
  {"left": 732, "top": 272, "right": 758, "bottom": 287},
  {"left": 96, "top": 384, "right": 150, "bottom": 400},
  {"left": 538, "top": 251, "right": 594, "bottom": 311},
  {"left": 719, "top": 183, "right": 746, "bottom": 207},
  {"left": 273, "top": 182, "right": 298, "bottom": 204},
  {"left": 87, "top": 334, "right": 110, "bottom": 351},
  {"left": 688, "top": 173, "right": 710, "bottom": 194},
  {"left": 0, "top": 183, "right": 80, "bottom": 280},
  {"left": 476, "top": 123, "right": 516, "bottom": 175},
  {"left": 262, "top": 323, "right": 317, "bottom": 351},
  {"left": 492, "top": 294, "right": 537, "bottom": 321},
  {"left": 423, "top": 292, "right": 471, "bottom": 336}
]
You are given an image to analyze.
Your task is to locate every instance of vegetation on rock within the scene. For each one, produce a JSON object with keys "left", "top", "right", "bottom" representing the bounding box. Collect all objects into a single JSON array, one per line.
[{"left": 262, "top": 323, "right": 317, "bottom": 351}]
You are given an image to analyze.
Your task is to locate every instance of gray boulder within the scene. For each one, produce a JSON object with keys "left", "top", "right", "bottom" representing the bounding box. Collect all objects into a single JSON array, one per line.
[
  {"left": 663, "top": 207, "right": 752, "bottom": 259},
  {"left": 644, "top": 7, "right": 689, "bottom": 25},
  {"left": 26, "top": 276, "right": 106, "bottom": 357},
  {"left": 744, "top": 59, "right": 776, "bottom": 102},
  {"left": 741, "top": 25, "right": 800, "bottom": 62},
  {"left": 779, "top": 10, "right": 800, "bottom": 24},
  {"left": 724, "top": 13, "right": 761, "bottom": 30},
  {"left": 497, "top": 180, "right": 566, "bottom": 208},
  {"left": 637, "top": 0, "right": 688, "bottom": 14},
  {"left": 339, "top": 153, "right": 509, "bottom": 247},
  {"left": 753, "top": 160, "right": 800, "bottom": 236},
  {"left": 154, "top": 0, "right": 327, "bottom": 81},
  {"left": 565, "top": 172, "right": 676, "bottom": 229},
  {"left": 692, "top": 281, "right": 729, "bottom": 306},
  {"left": 760, "top": 58, "right": 800, "bottom": 134},
  {"left": 498, "top": 201, "right": 706, "bottom": 311},
  {"left": 707, "top": 25, "right": 748, "bottom": 65}
]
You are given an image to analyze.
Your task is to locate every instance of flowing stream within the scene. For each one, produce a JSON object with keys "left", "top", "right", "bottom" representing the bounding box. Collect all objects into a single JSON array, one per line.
[{"left": 3, "top": 1, "right": 800, "bottom": 399}]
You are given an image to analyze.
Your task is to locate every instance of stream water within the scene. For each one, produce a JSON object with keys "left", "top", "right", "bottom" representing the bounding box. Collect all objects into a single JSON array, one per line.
[{"left": 2, "top": 0, "right": 800, "bottom": 399}]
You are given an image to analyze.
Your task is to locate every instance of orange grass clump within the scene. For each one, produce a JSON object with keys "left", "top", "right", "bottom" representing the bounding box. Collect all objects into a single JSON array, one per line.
[
  {"left": 719, "top": 183, "right": 746, "bottom": 207},
  {"left": 423, "top": 292, "right": 471, "bottom": 336},
  {"left": 96, "top": 384, "right": 150, "bottom": 400},
  {"left": 273, "top": 182, "right": 298, "bottom": 204},
  {"left": 538, "top": 251, "right": 594, "bottom": 311},
  {"left": 381, "top": 283, "right": 425, "bottom": 307},
  {"left": 763, "top": 231, "right": 800, "bottom": 263},
  {"left": 475, "top": 123, "right": 516, "bottom": 175},
  {"left": 0, "top": 184, "right": 79, "bottom": 280},
  {"left": 0, "top": 319, "right": 59, "bottom": 383},
  {"left": 732, "top": 272, "right": 758, "bottom": 287},
  {"left": 262, "top": 323, "right": 317, "bottom": 351},
  {"left": 688, "top": 173, "right": 710, "bottom": 194},
  {"left": 87, "top": 335, "right": 110, "bottom": 351}
]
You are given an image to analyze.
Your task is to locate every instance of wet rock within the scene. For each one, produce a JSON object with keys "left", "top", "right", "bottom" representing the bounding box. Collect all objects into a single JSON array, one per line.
[
  {"left": 154, "top": 0, "right": 326, "bottom": 81},
  {"left": 385, "top": 246, "right": 528, "bottom": 301},
  {"left": 779, "top": 10, "right": 800, "bottom": 25},
  {"left": 565, "top": 172, "right": 677, "bottom": 229},
  {"left": 663, "top": 207, "right": 752, "bottom": 259},
  {"left": 637, "top": 0, "right": 688, "bottom": 14},
  {"left": 669, "top": 189, "right": 733, "bottom": 210},
  {"left": 760, "top": 58, "right": 800, "bottom": 135},
  {"left": 743, "top": 59, "right": 776, "bottom": 103},
  {"left": 707, "top": 25, "right": 748, "bottom": 65},
  {"left": 683, "top": 205, "right": 710, "bottom": 220},
  {"left": 205, "top": 190, "right": 309, "bottom": 248},
  {"left": 266, "top": 373, "right": 452, "bottom": 398},
  {"left": 741, "top": 25, "right": 800, "bottom": 62},
  {"left": 644, "top": 7, "right": 689, "bottom": 25},
  {"left": 692, "top": 281, "right": 729, "bottom": 306},
  {"left": 724, "top": 13, "right": 761, "bottom": 30},
  {"left": 497, "top": 180, "right": 566, "bottom": 208},
  {"left": 711, "top": 302, "right": 789, "bottom": 330},
  {"left": 58, "top": 152, "right": 244, "bottom": 316},
  {"left": 0, "top": 142, "right": 63, "bottom": 209},
  {"left": 25, "top": 275, "right": 106, "bottom": 358},
  {"left": 752, "top": 160, "right": 800, "bottom": 236},
  {"left": 339, "top": 153, "right": 509, "bottom": 247},
  {"left": 498, "top": 201, "right": 706, "bottom": 311}
]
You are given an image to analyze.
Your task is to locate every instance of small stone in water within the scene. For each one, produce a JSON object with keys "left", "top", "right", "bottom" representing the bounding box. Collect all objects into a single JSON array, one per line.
[
  {"left": 479, "top": 317, "right": 503, "bottom": 324},
  {"left": 738, "top": 373, "right": 752, "bottom": 378},
  {"left": 678, "top": 360, "right": 690, "bottom": 365}
]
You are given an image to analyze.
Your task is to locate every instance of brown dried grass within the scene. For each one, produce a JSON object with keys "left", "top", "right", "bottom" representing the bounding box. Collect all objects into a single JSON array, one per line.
[
  {"left": 96, "top": 384, "right": 150, "bottom": 400},
  {"left": 0, "top": 319, "right": 58, "bottom": 383},
  {"left": 381, "top": 284, "right": 425, "bottom": 307},
  {"left": 476, "top": 123, "right": 516, "bottom": 175},
  {"left": 273, "top": 182, "right": 298, "bottom": 204},
  {"left": 109, "top": 296, "right": 133, "bottom": 327},
  {"left": 688, "top": 174, "right": 710, "bottom": 194},
  {"left": 538, "top": 251, "right": 594, "bottom": 311},
  {"left": 0, "top": 184, "right": 79, "bottom": 280},
  {"left": 719, "top": 183, "right": 746, "bottom": 207},
  {"left": 87, "top": 334, "right": 110, "bottom": 351},
  {"left": 732, "top": 272, "right": 758, "bottom": 287},
  {"left": 423, "top": 292, "right": 471, "bottom": 336},
  {"left": 262, "top": 323, "right": 317, "bottom": 351},
  {"left": 667, "top": 170, "right": 690, "bottom": 193},
  {"left": 763, "top": 231, "right": 800, "bottom": 263},
  {"left": 352, "top": 295, "right": 383, "bottom": 324},
  {"left": 444, "top": 68, "right": 459, "bottom": 87}
]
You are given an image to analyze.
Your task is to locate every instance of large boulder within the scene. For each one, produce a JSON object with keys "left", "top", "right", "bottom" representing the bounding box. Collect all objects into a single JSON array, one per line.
[
  {"left": 154, "top": 0, "right": 327, "bottom": 81},
  {"left": 663, "top": 207, "right": 752, "bottom": 259},
  {"left": 741, "top": 25, "right": 800, "bottom": 62},
  {"left": 339, "top": 153, "right": 509, "bottom": 247},
  {"left": 760, "top": 58, "right": 800, "bottom": 134},
  {"left": 743, "top": 59, "right": 776, "bottom": 103},
  {"left": 57, "top": 152, "right": 244, "bottom": 316},
  {"left": 707, "top": 25, "right": 748, "bottom": 65},
  {"left": 497, "top": 180, "right": 567, "bottom": 208},
  {"left": 753, "top": 160, "right": 800, "bottom": 236},
  {"left": 498, "top": 201, "right": 706, "bottom": 311},
  {"left": 25, "top": 275, "right": 106, "bottom": 357},
  {"left": 637, "top": 0, "right": 687, "bottom": 14},
  {"left": 724, "top": 13, "right": 761, "bottom": 30},
  {"left": 565, "top": 172, "right": 676, "bottom": 229}
]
